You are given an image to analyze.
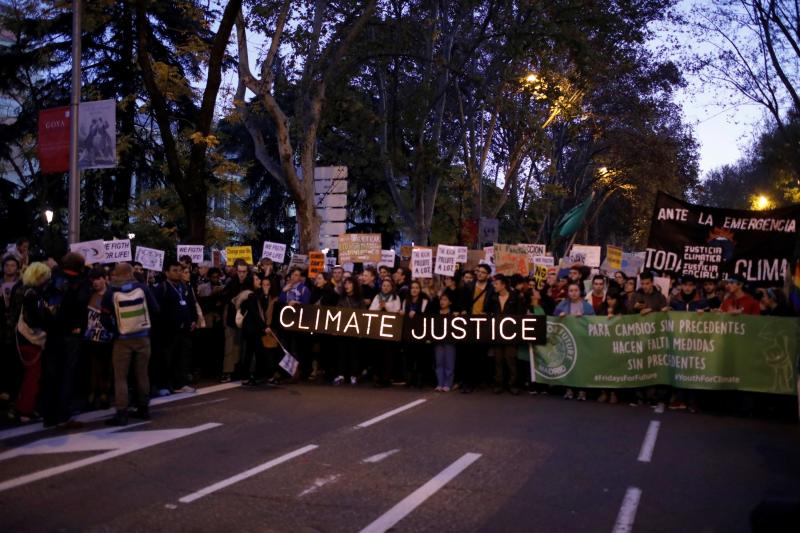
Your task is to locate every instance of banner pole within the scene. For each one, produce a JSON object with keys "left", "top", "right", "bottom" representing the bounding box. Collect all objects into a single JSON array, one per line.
[{"left": 67, "top": 0, "right": 82, "bottom": 244}]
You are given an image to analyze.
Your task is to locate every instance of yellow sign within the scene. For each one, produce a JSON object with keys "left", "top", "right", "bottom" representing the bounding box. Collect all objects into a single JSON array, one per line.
[
  {"left": 606, "top": 245, "right": 623, "bottom": 270},
  {"left": 225, "top": 245, "right": 254, "bottom": 265}
]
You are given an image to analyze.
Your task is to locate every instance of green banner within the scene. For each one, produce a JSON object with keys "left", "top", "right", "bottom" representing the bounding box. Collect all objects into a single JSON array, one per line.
[{"left": 528, "top": 312, "right": 799, "bottom": 395}]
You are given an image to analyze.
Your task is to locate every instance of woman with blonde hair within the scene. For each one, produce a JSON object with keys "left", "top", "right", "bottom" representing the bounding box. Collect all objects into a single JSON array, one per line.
[{"left": 14, "top": 262, "right": 52, "bottom": 423}]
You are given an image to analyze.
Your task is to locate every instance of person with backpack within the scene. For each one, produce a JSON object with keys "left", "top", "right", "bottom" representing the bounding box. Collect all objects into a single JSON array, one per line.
[
  {"left": 41, "top": 252, "right": 90, "bottom": 428},
  {"left": 101, "top": 263, "right": 160, "bottom": 426},
  {"left": 14, "top": 262, "right": 53, "bottom": 423}
]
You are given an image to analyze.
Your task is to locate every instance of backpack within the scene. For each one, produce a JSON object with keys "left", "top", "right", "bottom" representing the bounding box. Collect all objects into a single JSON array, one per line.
[{"left": 113, "top": 287, "right": 151, "bottom": 335}]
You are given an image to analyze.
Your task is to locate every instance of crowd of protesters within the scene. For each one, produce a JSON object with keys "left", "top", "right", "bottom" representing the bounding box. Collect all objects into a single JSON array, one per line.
[{"left": 1, "top": 236, "right": 797, "bottom": 428}]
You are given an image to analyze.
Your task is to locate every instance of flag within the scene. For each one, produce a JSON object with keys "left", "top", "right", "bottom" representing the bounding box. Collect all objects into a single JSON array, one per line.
[{"left": 552, "top": 192, "right": 595, "bottom": 240}]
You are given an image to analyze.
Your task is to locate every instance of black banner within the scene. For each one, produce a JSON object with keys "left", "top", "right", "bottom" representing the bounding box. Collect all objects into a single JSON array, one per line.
[
  {"left": 645, "top": 192, "right": 800, "bottom": 284},
  {"left": 278, "top": 304, "right": 546, "bottom": 344}
]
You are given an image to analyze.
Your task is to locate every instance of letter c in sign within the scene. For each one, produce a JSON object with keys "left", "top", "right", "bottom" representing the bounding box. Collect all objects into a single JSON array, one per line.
[{"left": 279, "top": 305, "right": 297, "bottom": 328}]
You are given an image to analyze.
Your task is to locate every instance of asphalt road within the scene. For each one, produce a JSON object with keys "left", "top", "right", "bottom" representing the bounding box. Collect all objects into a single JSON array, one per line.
[{"left": 0, "top": 382, "right": 798, "bottom": 532}]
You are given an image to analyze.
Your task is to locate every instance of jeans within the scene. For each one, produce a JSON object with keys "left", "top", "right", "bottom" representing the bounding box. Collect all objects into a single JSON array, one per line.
[
  {"left": 435, "top": 344, "right": 456, "bottom": 389},
  {"left": 112, "top": 337, "right": 151, "bottom": 411}
]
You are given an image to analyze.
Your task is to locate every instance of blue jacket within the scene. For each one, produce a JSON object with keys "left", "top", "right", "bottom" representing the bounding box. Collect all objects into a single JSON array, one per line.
[{"left": 554, "top": 299, "right": 595, "bottom": 316}]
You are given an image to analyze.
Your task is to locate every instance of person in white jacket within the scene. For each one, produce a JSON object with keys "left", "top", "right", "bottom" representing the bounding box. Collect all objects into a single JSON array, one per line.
[
  {"left": 370, "top": 278, "right": 402, "bottom": 386},
  {"left": 369, "top": 278, "right": 403, "bottom": 312}
]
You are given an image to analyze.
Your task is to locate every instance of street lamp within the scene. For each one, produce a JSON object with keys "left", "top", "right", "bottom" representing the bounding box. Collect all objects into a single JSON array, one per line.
[
  {"left": 751, "top": 194, "right": 772, "bottom": 211},
  {"left": 44, "top": 209, "right": 54, "bottom": 225},
  {"left": 127, "top": 232, "right": 136, "bottom": 240}
]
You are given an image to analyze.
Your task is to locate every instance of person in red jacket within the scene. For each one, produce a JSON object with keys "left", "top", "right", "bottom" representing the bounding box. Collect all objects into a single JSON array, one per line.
[{"left": 720, "top": 274, "right": 760, "bottom": 315}]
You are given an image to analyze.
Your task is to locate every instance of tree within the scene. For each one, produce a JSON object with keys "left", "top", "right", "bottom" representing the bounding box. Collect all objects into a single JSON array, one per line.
[
  {"left": 135, "top": 0, "right": 243, "bottom": 244},
  {"left": 235, "top": 0, "right": 377, "bottom": 253}
]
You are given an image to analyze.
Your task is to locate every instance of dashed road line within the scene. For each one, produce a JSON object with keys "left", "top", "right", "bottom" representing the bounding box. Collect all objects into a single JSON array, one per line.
[
  {"left": 297, "top": 474, "right": 341, "bottom": 497},
  {"left": 637, "top": 420, "right": 661, "bottom": 463},
  {"left": 361, "top": 448, "right": 401, "bottom": 464},
  {"left": 612, "top": 486, "right": 642, "bottom": 533},
  {"left": 354, "top": 399, "right": 427, "bottom": 429},
  {"left": 359, "top": 452, "right": 481, "bottom": 533},
  {"left": 178, "top": 444, "right": 319, "bottom": 504}
]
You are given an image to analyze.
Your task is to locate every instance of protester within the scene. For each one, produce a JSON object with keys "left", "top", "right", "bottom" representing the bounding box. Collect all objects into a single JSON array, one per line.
[
  {"left": 701, "top": 279, "right": 722, "bottom": 310},
  {"left": 14, "top": 262, "right": 52, "bottom": 423},
  {"left": 622, "top": 278, "right": 637, "bottom": 313},
  {"left": 334, "top": 277, "right": 364, "bottom": 385},
  {"left": 669, "top": 275, "right": 707, "bottom": 312},
  {"left": 241, "top": 275, "right": 279, "bottom": 386},
  {"left": 720, "top": 274, "right": 760, "bottom": 315},
  {"left": 433, "top": 292, "right": 457, "bottom": 392},
  {"left": 402, "top": 280, "right": 431, "bottom": 388},
  {"left": 310, "top": 272, "right": 339, "bottom": 306},
  {"left": 555, "top": 282, "right": 594, "bottom": 401},
  {"left": 84, "top": 268, "right": 114, "bottom": 409},
  {"left": 757, "top": 287, "right": 794, "bottom": 316},
  {"left": 154, "top": 261, "right": 198, "bottom": 394},
  {"left": 220, "top": 262, "right": 252, "bottom": 383},
  {"left": 586, "top": 274, "right": 606, "bottom": 314},
  {"left": 459, "top": 263, "right": 494, "bottom": 394},
  {"left": 101, "top": 263, "right": 160, "bottom": 426},
  {"left": 41, "top": 252, "right": 89, "bottom": 428},
  {"left": 632, "top": 272, "right": 669, "bottom": 315},
  {"left": 486, "top": 274, "right": 523, "bottom": 395},
  {"left": 1, "top": 255, "right": 23, "bottom": 405}
]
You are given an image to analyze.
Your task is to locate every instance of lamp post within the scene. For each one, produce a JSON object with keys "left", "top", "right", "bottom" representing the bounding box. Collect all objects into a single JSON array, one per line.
[
  {"left": 68, "top": 0, "right": 82, "bottom": 244},
  {"left": 44, "top": 209, "right": 54, "bottom": 225}
]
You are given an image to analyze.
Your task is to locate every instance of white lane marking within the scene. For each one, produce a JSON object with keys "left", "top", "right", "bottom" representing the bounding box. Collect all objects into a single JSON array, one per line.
[
  {"left": 179, "top": 444, "right": 319, "bottom": 504},
  {"left": 361, "top": 448, "right": 401, "bottom": 464},
  {"left": 157, "top": 398, "right": 229, "bottom": 411},
  {"left": 637, "top": 420, "right": 660, "bottom": 463},
  {"left": 653, "top": 402, "right": 665, "bottom": 414},
  {"left": 0, "top": 382, "right": 242, "bottom": 441},
  {"left": 359, "top": 452, "right": 481, "bottom": 533},
  {"left": 0, "top": 423, "right": 221, "bottom": 493},
  {"left": 612, "top": 487, "right": 642, "bottom": 533},
  {"left": 297, "top": 474, "right": 341, "bottom": 497},
  {"left": 355, "top": 399, "right": 427, "bottom": 429}
]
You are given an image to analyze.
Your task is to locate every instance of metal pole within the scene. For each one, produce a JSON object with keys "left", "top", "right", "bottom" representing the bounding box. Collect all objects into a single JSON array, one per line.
[{"left": 67, "top": 0, "right": 81, "bottom": 244}]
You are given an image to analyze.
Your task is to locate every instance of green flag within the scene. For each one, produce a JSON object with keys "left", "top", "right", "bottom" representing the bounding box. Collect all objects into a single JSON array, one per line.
[{"left": 552, "top": 192, "right": 594, "bottom": 239}]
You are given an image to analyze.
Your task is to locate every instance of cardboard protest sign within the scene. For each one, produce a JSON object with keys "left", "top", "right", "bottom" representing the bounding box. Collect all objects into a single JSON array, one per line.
[
  {"left": 434, "top": 245, "right": 458, "bottom": 276},
  {"left": 226, "top": 246, "right": 253, "bottom": 265},
  {"left": 103, "top": 239, "right": 132, "bottom": 263},
  {"left": 338, "top": 233, "right": 381, "bottom": 263},
  {"left": 605, "top": 245, "right": 623, "bottom": 270},
  {"left": 465, "top": 250, "right": 486, "bottom": 270},
  {"left": 135, "top": 246, "right": 165, "bottom": 271},
  {"left": 378, "top": 249, "right": 396, "bottom": 269},
  {"left": 532, "top": 264, "right": 550, "bottom": 289},
  {"left": 653, "top": 276, "right": 672, "bottom": 299},
  {"left": 570, "top": 244, "right": 602, "bottom": 267},
  {"left": 411, "top": 248, "right": 433, "bottom": 278},
  {"left": 494, "top": 244, "right": 529, "bottom": 276},
  {"left": 177, "top": 245, "right": 204, "bottom": 264},
  {"left": 518, "top": 244, "right": 546, "bottom": 264},
  {"left": 400, "top": 244, "right": 413, "bottom": 259},
  {"left": 261, "top": 241, "right": 287, "bottom": 263},
  {"left": 289, "top": 254, "right": 309, "bottom": 269},
  {"left": 454, "top": 246, "right": 468, "bottom": 263},
  {"left": 532, "top": 255, "right": 555, "bottom": 267},
  {"left": 70, "top": 240, "right": 106, "bottom": 265},
  {"left": 308, "top": 251, "right": 326, "bottom": 277}
]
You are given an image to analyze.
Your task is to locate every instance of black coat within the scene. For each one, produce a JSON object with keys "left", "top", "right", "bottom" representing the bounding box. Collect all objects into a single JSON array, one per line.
[{"left": 484, "top": 289, "right": 525, "bottom": 315}]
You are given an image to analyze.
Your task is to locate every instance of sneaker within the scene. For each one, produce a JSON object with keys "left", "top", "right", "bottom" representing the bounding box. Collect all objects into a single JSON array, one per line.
[
  {"left": 157, "top": 388, "right": 172, "bottom": 397},
  {"left": 175, "top": 385, "right": 196, "bottom": 394},
  {"left": 442, "top": 386, "right": 451, "bottom": 392},
  {"left": 434, "top": 386, "right": 443, "bottom": 392},
  {"left": 219, "top": 374, "right": 232, "bottom": 384},
  {"left": 577, "top": 391, "right": 587, "bottom": 401},
  {"left": 333, "top": 375, "right": 345, "bottom": 386},
  {"left": 392, "top": 380, "right": 406, "bottom": 386},
  {"left": 668, "top": 401, "right": 687, "bottom": 411},
  {"left": 609, "top": 392, "right": 619, "bottom": 404},
  {"left": 563, "top": 389, "right": 574, "bottom": 400},
  {"left": 350, "top": 376, "right": 358, "bottom": 386},
  {"left": 597, "top": 392, "right": 608, "bottom": 403}
]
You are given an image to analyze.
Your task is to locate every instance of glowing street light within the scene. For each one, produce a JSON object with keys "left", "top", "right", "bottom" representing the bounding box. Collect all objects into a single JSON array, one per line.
[
  {"left": 524, "top": 73, "right": 538, "bottom": 83},
  {"left": 127, "top": 232, "right": 136, "bottom": 240},
  {"left": 751, "top": 194, "right": 772, "bottom": 211},
  {"left": 44, "top": 209, "right": 54, "bottom": 224}
]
